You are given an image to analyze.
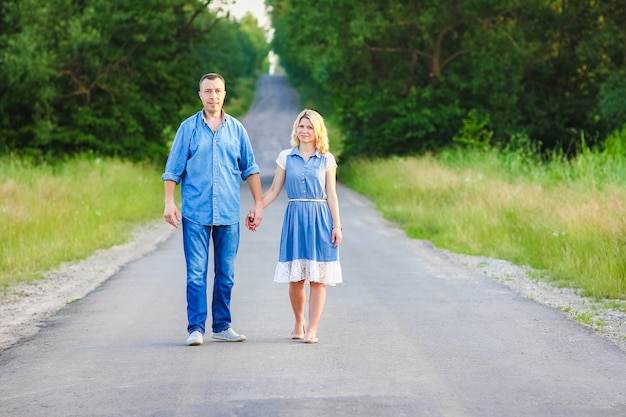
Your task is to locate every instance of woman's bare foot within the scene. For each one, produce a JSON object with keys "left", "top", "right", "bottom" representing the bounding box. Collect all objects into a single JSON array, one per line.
[
  {"left": 304, "top": 328, "right": 318, "bottom": 343},
  {"left": 291, "top": 322, "right": 305, "bottom": 340}
]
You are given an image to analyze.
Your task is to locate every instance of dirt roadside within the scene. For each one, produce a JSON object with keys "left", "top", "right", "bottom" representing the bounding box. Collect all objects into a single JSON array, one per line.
[{"left": 0, "top": 221, "right": 175, "bottom": 352}]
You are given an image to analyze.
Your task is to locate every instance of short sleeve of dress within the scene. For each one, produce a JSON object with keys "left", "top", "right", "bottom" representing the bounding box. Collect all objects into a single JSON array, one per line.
[
  {"left": 324, "top": 152, "right": 338, "bottom": 170},
  {"left": 276, "top": 148, "right": 291, "bottom": 169}
]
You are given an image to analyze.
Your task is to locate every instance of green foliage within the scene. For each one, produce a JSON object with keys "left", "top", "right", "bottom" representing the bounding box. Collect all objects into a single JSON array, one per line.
[
  {"left": 0, "top": 0, "right": 269, "bottom": 160},
  {"left": 269, "top": 0, "right": 626, "bottom": 159},
  {"left": 603, "top": 125, "right": 626, "bottom": 157},
  {"left": 599, "top": 71, "right": 626, "bottom": 132},
  {"left": 453, "top": 109, "right": 493, "bottom": 151}
]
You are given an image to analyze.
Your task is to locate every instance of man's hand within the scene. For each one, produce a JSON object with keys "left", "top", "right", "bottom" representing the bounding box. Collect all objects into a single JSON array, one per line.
[
  {"left": 164, "top": 201, "right": 182, "bottom": 228},
  {"left": 245, "top": 206, "right": 263, "bottom": 232}
]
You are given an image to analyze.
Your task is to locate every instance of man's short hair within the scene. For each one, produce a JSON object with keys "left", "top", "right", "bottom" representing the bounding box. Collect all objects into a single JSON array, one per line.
[{"left": 199, "top": 73, "right": 225, "bottom": 90}]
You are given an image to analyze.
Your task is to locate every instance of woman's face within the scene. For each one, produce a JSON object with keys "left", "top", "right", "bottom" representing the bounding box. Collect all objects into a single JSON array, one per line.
[{"left": 296, "top": 116, "right": 316, "bottom": 145}]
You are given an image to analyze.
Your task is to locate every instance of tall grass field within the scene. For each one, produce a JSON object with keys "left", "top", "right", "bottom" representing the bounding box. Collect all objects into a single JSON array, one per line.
[
  {"left": 0, "top": 155, "right": 165, "bottom": 289},
  {"left": 339, "top": 145, "right": 626, "bottom": 304}
]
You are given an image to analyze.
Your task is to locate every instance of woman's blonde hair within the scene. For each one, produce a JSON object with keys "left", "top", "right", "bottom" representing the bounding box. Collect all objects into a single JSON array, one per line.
[{"left": 290, "top": 109, "right": 329, "bottom": 154}]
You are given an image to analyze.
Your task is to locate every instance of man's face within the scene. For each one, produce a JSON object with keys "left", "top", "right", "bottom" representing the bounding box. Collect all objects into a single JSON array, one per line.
[{"left": 198, "top": 77, "right": 226, "bottom": 114}]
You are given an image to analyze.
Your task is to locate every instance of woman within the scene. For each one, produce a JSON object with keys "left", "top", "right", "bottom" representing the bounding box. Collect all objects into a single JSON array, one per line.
[{"left": 249, "top": 109, "right": 343, "bottom": 344}]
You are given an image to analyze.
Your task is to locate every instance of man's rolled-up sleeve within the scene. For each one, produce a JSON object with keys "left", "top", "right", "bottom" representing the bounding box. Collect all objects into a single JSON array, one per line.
[{"left": 162, "top": 123, "right": 191, "bottom": 184}]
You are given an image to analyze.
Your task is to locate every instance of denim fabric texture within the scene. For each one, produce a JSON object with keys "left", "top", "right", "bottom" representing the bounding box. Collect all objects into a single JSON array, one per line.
[
  {"left": 162, "top": 110, "right": 260, "bottom": 226},
  {"left": 277, "top": 148, "right": 338, "bottom": 263},
  {"left": 163, "top": 109, "right": 258, "bottom": 335},
  {"left": 272, "top": 147, "right": 342, "bottom": 285},
  {"left": 183, "top": 218, "right": 239, "bottom": 334}
]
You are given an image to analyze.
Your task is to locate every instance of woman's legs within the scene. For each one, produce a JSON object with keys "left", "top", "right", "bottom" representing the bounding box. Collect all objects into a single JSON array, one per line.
[
  {"left": 289, "top": 281, "right": 306, "bottom": 336},
  {"left": 306, "top": 282, "right": 326, "bottom": 341}
]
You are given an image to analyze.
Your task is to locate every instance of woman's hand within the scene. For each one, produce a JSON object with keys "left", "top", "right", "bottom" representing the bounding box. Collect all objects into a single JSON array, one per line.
[{"left": 332, "top": 227, "right": 343, "bottom": 247}]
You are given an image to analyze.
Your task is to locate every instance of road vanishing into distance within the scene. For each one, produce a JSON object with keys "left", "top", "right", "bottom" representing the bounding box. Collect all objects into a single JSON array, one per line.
[{"left": 1, "top": 75, "right": 625, "bottom": 416}]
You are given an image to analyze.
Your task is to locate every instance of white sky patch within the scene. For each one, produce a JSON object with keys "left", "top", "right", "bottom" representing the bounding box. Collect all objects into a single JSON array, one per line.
[
  {"left": 215, "top": 0, "right": 270, "bottom": 28},
  {"left": 212, "top": 1, "right": 277, "bottom": 73}
]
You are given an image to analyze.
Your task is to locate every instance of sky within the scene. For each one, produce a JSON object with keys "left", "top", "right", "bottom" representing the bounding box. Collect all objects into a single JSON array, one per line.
[
  {"left": 221, "top": 0, "right": 270, "bottom": 28},
  {"left": 217, "top": 1, "right": 278, "bottom": 73}
]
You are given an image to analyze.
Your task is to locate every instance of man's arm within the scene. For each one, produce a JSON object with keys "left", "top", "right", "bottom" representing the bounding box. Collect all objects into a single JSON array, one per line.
[
  {"left": 245, "top": 173, "right": 264, "bottom": 231},
  {"left": 163, "top": 180, "right": 182, "bottom": 228}
]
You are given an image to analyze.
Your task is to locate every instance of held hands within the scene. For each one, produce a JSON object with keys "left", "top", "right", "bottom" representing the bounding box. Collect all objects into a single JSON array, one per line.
[
  {"left": 245, "top": 212, "right": 255, "bottom": 231},
  {"left": 245, "top": 205, "right": 264, "bottom": 232}
]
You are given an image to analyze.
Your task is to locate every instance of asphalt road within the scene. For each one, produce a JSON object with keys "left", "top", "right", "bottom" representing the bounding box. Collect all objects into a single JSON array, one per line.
[{"left": 0, "top": 75, "right": 625, "bottom": 416}]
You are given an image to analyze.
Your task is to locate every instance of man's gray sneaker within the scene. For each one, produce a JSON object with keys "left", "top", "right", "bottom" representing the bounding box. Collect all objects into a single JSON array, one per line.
[
  {"left": 186, "top": 330, "right": 203, "bottom": 346},
  {"left": 212, "top": 328, "right": 246, "bottom": 342}
]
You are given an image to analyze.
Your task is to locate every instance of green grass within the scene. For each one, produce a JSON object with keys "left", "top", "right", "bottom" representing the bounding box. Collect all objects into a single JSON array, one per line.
[
  {"left": 339, "top": 148, "right": 626, "bottom": 302},
  {"left": 3, "top": 123, "right": 626, "bottom": 312},
  {"left": 0, "top": 154, "right": 165, "bottom": 289}
]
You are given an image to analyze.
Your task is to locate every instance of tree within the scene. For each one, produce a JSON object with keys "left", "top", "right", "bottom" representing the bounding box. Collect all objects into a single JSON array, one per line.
[
  {"left": 269, "top": 0, "right": 626, "bottom": 158},
  {"left": 0, "top": 0, "right": 269, "bottom": 160}
]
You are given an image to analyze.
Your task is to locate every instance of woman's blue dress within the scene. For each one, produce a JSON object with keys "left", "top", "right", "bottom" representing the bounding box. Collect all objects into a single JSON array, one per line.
[{"left": 273, "top": 147, "right": 342, "bottom": 286}]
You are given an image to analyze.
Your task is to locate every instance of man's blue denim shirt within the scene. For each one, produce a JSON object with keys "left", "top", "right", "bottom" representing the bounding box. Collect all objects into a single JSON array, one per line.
[{"left": 162, "top": 110, "right": 260, "bottom": 226}]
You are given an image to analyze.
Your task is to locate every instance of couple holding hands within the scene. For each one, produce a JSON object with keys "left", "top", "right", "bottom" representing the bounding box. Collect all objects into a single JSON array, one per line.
[{"left": 162, "top": 73, "right": 342, "bottom": 347}]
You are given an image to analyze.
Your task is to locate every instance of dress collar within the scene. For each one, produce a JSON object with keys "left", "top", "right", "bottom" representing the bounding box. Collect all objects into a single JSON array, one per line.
[{"left": 289, "top": 147, "right": 320, "bottom": 158}]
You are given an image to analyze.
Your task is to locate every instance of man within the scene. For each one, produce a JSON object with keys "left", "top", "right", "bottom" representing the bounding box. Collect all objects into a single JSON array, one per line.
[{"left": 162, "top": 73, "right": 264, "bottom": 346}]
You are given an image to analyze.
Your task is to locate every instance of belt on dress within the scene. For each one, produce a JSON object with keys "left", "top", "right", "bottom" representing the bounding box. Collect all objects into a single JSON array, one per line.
[{"left": 288, "top": 198, "right": 327, "bottom": 202}]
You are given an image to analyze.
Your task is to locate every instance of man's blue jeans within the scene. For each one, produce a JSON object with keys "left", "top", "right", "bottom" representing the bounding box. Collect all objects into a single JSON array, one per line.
[{"left": 182, "top": 218, "right": 239, "bottom": 334}]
